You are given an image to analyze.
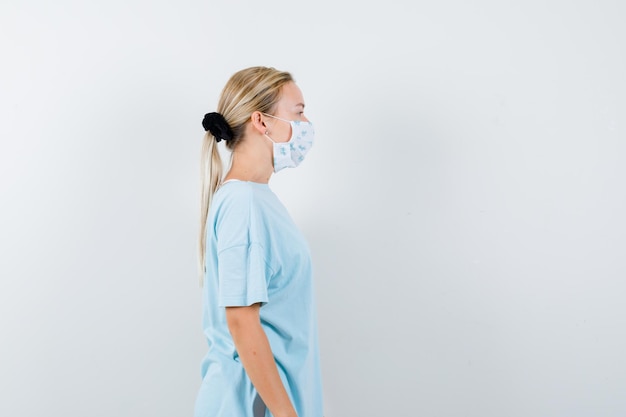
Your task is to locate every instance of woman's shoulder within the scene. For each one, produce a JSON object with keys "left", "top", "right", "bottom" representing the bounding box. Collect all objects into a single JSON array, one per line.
[
  {"left": 210, "top": 181, "right": 280, "bottom": 231},
  {"left": 213, "top": 181, "right": 273, "bottom": 210}
]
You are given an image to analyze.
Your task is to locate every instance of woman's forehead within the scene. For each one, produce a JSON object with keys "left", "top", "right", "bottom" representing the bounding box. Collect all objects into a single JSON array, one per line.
[{"left": 279, "top": 82, "right": 305, "bottom": 106}]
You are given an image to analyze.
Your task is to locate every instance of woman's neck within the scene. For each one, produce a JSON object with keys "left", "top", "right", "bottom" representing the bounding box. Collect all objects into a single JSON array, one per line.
[{"left": 224, "top": 140, "right": 273, "bottom": 184}]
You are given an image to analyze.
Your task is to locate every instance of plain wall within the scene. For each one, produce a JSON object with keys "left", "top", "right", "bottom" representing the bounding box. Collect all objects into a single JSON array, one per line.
[{"left": 1, "top": 0, "right": 625, "bottom": 416}]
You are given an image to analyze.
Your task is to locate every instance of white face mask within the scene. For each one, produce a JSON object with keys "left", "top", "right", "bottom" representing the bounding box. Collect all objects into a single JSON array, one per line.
[{"left": 263, "top": 114, "right": 315, "bottom": 173}]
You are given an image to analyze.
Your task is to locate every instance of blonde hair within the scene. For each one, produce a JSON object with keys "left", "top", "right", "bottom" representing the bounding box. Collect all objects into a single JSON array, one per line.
[{"left": 198, "top": 66, "right": 293, "bottom": 284}]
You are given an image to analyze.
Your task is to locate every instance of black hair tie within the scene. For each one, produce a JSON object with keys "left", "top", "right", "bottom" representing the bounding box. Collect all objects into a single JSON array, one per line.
[{"left": 202, "top": 112, "right": 233, "bottom": 143}]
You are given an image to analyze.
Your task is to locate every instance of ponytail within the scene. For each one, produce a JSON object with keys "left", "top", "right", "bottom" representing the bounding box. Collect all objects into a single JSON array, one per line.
[{"left": 198, "top": 132, "right": 223, "bottom": 284}]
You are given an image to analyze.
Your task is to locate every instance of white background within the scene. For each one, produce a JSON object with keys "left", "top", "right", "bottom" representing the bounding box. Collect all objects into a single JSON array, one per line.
[{"left": 1, "top": 1, "right": 625, "bottom": 416}]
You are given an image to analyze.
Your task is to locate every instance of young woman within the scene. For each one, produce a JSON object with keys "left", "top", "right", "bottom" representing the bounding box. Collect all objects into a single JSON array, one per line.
[{"left": 194, "top": 67, "right": 323, "bottom": 417}]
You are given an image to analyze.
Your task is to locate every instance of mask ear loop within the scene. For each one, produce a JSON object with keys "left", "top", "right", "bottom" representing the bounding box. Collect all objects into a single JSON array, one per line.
[
  {"left": 264, "top": 130, "right": 277, "bottom": 144},
  {"left": 262, "top": 113, "right": 279, "bottom": 144},
  {"left": 262, "top": 113, "right": 291, "bottom": 143},
  {"left": 261, "top": 113, "right": 274, "bottom": 142},
  {"left": 262, "top": 112, "right": 290, "bottom": 123}
]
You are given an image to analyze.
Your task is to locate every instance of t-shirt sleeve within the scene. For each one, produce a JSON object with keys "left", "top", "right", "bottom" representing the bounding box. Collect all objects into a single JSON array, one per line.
[{"left": 214, "top": 186, "right": 272, "bottom": 307}]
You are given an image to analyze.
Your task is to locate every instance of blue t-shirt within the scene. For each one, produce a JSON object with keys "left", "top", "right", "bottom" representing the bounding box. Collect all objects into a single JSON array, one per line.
[{"left": 194, "top": 181, "right": 323, "bottom": 417}]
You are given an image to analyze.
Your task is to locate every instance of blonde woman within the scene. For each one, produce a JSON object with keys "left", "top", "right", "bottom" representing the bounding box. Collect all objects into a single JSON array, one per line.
[{"left": 194, "top": 67, "right": 323, "bottom": 417}]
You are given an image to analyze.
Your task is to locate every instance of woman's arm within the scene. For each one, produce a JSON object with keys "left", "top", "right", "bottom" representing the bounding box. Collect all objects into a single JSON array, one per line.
[{"left": 226, "top": 303, "right": 298, "bottom": 417}]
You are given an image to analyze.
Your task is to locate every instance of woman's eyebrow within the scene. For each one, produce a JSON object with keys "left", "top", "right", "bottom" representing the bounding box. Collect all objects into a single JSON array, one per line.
[{"left": 295, "top": 103, "right": 306, "bottom": 109}]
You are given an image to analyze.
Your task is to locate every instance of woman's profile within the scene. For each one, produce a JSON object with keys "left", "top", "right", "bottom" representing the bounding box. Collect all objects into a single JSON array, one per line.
[{"left": 194, "top": 66, "right": 323, "bottom": 417}]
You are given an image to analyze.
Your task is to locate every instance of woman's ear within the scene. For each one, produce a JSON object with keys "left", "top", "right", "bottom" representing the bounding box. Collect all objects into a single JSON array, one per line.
[{"left": 250, "top": 111, "right": 268, "bottom": 135}]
